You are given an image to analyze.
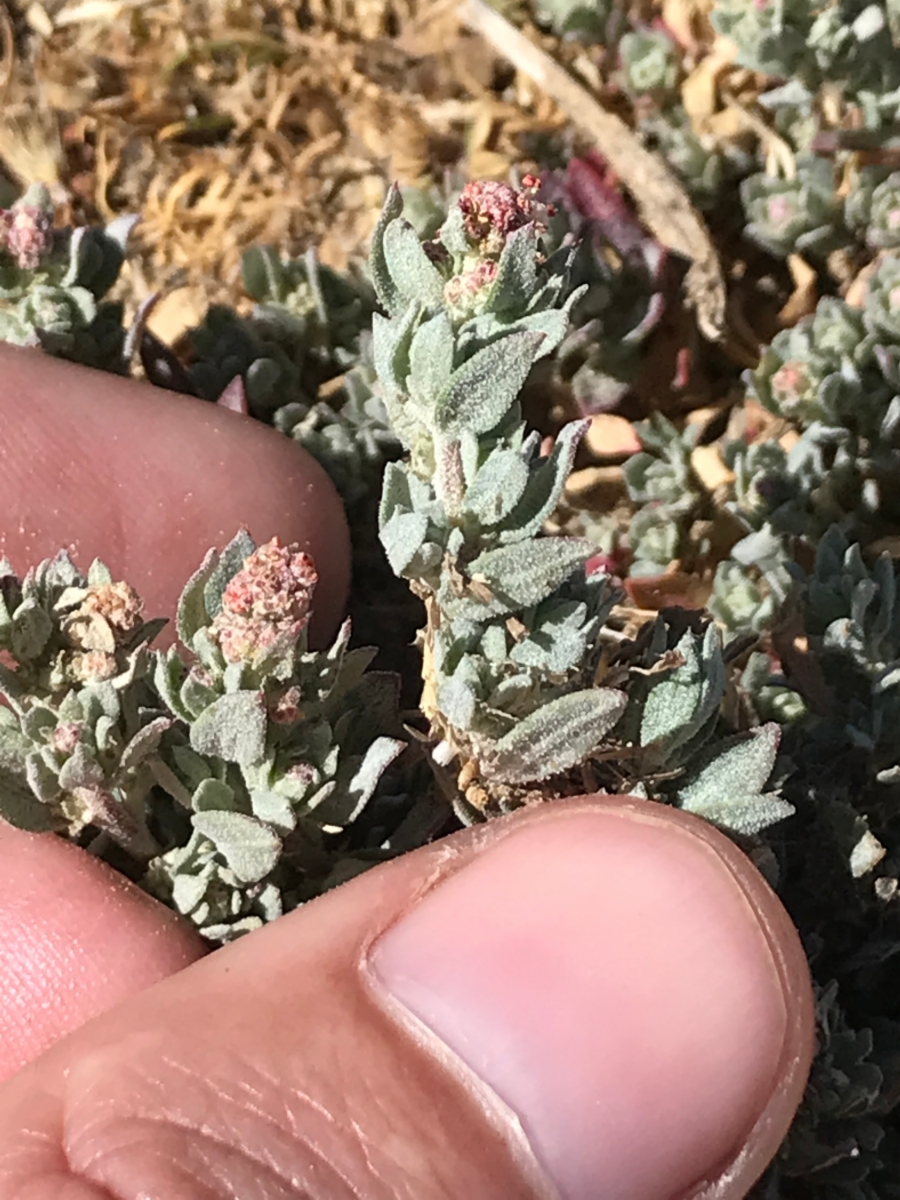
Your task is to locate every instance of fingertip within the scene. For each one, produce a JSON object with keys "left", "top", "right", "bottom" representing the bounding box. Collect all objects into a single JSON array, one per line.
[
  {"left": 0, "top": 820, "right": 206, "bottom": 1082},
  {"left": 0, "top": 345, "right": 351, "bottom": 644}
]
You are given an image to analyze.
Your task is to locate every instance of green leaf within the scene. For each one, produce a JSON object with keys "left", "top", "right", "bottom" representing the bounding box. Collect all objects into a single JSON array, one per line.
[
  {"left": 383, "top": 219, "right": 445, "bottom": 308},
  {"left": 369, "top": 184, "right": 405, "bottom": 314},
  {"left": 463, "top": 448, "right": 530, "bottom": 527},
  {"left": 176, "top": 549, "right": 216, "bottom": 646},
  {"left": 118, "top": 717, "right": 173, "bottom": 772},
  {"left": 488, "top": 224, "right": 538, "bottom": 315},
  {"left": 408, "top": 311, "right": 454, "bottom": 408},
  {"left": 470, "top": 538, "right": 591, "bottom": 609},
  {"left": 434, "top": 332, "right": 545, "bottom": 435},
  {"left": 484, "top": 687, "right": 627, "bottom": 783},
  {"left": 191, "top": 777, "right": 238, "bottom": 812},
  {"left": 380, "top": 511, "right": 430, "bottom": 575},
  {"left": 676, "top": 724, "right": 791, "bottom": 835},
  {"left": 192, "top": 810, "right": 281, "bottom": 883},
  {"left": 190, "top": 690, "right": 267, "bottom": 766},
  {"left": 203, "top": 530, "right": 256, "bottom": 621},
  {"left": 499, "top": 419, "right": 588, "bottom": 542},
  {"left": 11, "top": 599, "right": 52, "bottom": 660},
  {"left": 640, "top": 625, "right": 724, "bottom": 755}
]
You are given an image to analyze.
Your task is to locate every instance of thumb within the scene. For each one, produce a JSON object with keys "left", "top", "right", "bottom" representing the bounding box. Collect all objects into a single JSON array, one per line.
[{"left": 0, "top": 795, "right": 813, "bottom": 1200}]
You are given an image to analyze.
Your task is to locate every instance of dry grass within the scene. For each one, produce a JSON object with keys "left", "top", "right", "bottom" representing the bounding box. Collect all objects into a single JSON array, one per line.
[{"left": 0, "top": 0, "right": 571, "bottom": 339}]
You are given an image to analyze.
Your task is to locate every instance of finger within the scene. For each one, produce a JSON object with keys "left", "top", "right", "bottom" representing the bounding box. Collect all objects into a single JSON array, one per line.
[
  {"left": 0, "top": 795, "right": 813, "bottom": 1200},
  {"left": 0, "top": 344, "right": 350, "bottom": 643},
  {"left": 0, "top": 822, "right": 205, "bottom": 1083}
]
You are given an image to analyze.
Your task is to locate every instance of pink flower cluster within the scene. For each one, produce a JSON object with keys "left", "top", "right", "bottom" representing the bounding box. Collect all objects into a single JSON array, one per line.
[
  {"left": 0, "top": 192, "right": 54, "bottom": 270},
  {"left": 456, "top": 176, "right": 545, "bottom": 254},
  {"left": 210, "top": 538, "right": 318, "bottom": 665}
]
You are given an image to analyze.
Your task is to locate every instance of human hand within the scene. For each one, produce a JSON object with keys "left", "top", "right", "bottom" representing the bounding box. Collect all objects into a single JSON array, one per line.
[{"left": 0, "top": 345, "right": 814, "bottom": 1199}]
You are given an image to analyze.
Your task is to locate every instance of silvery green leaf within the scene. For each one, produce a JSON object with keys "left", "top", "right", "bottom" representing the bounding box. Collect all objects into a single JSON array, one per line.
[
  {"left": 203, "top": 529, "right": 256, "bottom": 620},
  {"left": 88, "top": 680, "right": 121, "bottom": 721},
  {"left": 58, "top": 743, "right": 104, "bottom": 791},
  {"left": 94, "top": 715, "right": 118, "bottom": 753},
  {"left": 372, "top": 303, "right": 420, "bottom": 400},
  {"left": 383, "top": 219, "right": 445, "bottom": 308},
  {"left": 489, "top": 224, "right": 538, "bottom": 315},
  {"left": 171, "top": 743, "right": 213, "bottom": 789},
  {"left": 484, "top": 687, "right": 627, "bottom": 783},
  {"left": 317, "top": 736, "right": 406, "bottom": 827},
  {"left": 470, "top": 538, "right": 591, "bottom": 609},
  {"left": 171, "top": 872, "right": 209, "bottom": 916},
  {"left": 380, "top": 511, "right": 430, "bottom": 575},
  {"left": 250, "top": 788, "right": 296, "bottom": 831},
  {"left": 438, "top": 675, "right": 478, "bottom": 728},
  {"left": 154, "top": 648, "right": 190, "bottom": 721},
  {"left": 190, "top": 691, "right": 267, "bottom": 766},
  {"left": 179, "top": 669, "right": 218, "bottom": 718},
  {"left": 434, "top": 332, "right": 544, "bottom": 435},
  {"left": 176, "top": 549, "right": 216, "bottom": 646},
  {"left": 464, "top": 448, "right": 529, "bottom": 526},
  {"left": 0, "top": 770, "right": 56, "bottom": 830},
  {"left": 481, "top": 623, "right": 509, "bottom": 662},
  {"left": 510, "top": 600, "right": 591, "bottom": 672},
  {"left": 499, "top": 420, "right": 589, "bottom": 542},
  {"left": 87, "top": 559, "right": 113, "bottom": 586},
  {"left": 191, "top": 810, "right": 281, "bottom": 883},
  {"left": 192, "top": 627, "right": 226, "bottom": 674},
  {"left": 378, "top": 460, "right": 435, "bottom": 528},
  {"left": 439, "top": 205, "right": 468, "bottom": 255},
  {"left": 679, "top": 790, "right": 794, "bottom": 836},
  {"left": 640, "top": 626, "right": 724, "bottom": 754},
  {"left": 11, "top": 599, "right": 52, "bottom": 660},
  {"left": 191, "top": 777, "right": 237, "bottom": 812},
  {"left": 21, "top": 706, "right": 56, "bottom": 743},
  {"left": 369, "top": 185, "right": 404, "bottom": 314},
  {"left": 26, "top": 750, "right": 60, "bottom": 803},
  {"left": 676, "top": 724, "right": 789, "bottom": 835},
  {"left": 408, "top": 311, "right": 454, "bottom": 408}
]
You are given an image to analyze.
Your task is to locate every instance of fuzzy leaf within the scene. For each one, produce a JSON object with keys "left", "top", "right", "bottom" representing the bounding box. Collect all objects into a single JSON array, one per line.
[
  {"left": 464, "top": 448, "right": 530, "bottom": 526},
  {"left": 119, "top": 716, "right": 173, "bottom": 772},
  {"left": 11, "top": 600, "right": 52, "bottom": 660},
  {"left": 322, "top": 736, "right": 406, "bottom": 827},
  {"left": 408, "top": 311, "right": 454, "bottom": 408},
  {"left": 380, "top": 511, "right": 430, "bottom": 575},
  {"left": 191, "top": 778, "right": 238, "bottom": 812},
  {"left": 438, "top": 675, "right": 478, "bottom": 728},
  {"left": 190, "top": 691, "right": 267, "bottom": 766},
  {"left": 500, "top": 420, "right": 589, "bottom": 542},
  {"left": 640, "top": 626, "right": 724, "bottom": 754},
  {"left": 434, "top": 332, "right": 544, "bottom": 435},
  {"left": 191, "top": 810, "right": 281, "bottom": 883},
  {"left": 203, "top": 529, "right": 257, "bottom": 620},
  {"left": 484, "top": 688, "right": 627, "bottom": 783},
  {"left": 383, "top": 219, "right": 445, "bottom": 308},
  {"left": 471, "top": 538, "right": 591, "bottom": 609},
  {"left": 176, "top": 549, "right": 216, "bottom": 646},
  {"left": 677, "top": 724, "right": 790, "bottom": 835},
  {"left": 488, "top": 224, "right": 538, "bottom": 314},
  {"left": 369, "top": 185, "right": 404, "bottom": 314}
]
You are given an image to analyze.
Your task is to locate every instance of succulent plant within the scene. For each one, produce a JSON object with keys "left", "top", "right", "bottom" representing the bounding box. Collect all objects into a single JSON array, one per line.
[
  {"left": 741, "top": 159, "right": 843, "bottom": 259},
  {"left": 618, "top": 28, "right": 680, "bottom": 98},
  {"left": 749, "top": 298, "right": 888, "bottom": 436},
  {"left": 0, "top": 184, "right": 134, "bottom": 371},
  {"left": 530, "top": 0, "right": 611, "bottom": 40},
  {"left": 184, "top": 246, "right": 374, "bottom": 418}
]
